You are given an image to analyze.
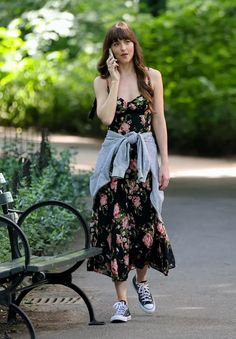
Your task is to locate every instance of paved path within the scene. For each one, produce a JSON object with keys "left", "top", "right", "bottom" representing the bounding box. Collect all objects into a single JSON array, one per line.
[{"left": 47, "top": 134, "right": 236, "bottom": 178}]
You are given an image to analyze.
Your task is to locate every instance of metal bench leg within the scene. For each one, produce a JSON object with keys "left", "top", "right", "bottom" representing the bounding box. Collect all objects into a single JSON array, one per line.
[
  {"left": 8, "top": 287, "right": 35, "bottom": 323},
  {"left": 11, "top": 287, "right": 34, "bottom": 309},
  {"left": 65, "top": 282, "right": 105, "bottom": 325},
  {"left": 7, "top": 303, "right": 36, "bottom": 339}
]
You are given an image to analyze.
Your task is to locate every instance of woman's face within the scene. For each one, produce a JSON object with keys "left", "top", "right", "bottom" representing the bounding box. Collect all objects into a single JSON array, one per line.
[{"left": 111, "top": 39, "right": 134, "bottom": 64}]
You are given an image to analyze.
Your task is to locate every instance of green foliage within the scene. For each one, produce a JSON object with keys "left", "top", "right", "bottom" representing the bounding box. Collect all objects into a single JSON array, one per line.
[
  {"left": 0, "top": 225, "right": 11, "bottom": 263},
  {"left": 16, "top": 203, "right": 83, "bottom": 256},
  {"left": 0, "top": 137, "right": 92, "bottom": 258},
  {"left": 0, "top": 0, "right": 235, "bottom": 154},
  {"left": 135, "top": 0, "right": 236, "bottom": 154},
  {"left": 140, "top": 0, "right": 166, "bottom": 16},
  {"left": 0, "top": 0, "right": 137, "bottom": 137},
  {"left": 0, "top": 0, "right": 48, "bottom": 26}
]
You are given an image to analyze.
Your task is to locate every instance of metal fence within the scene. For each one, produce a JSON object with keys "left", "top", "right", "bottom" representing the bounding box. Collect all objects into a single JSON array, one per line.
[
  {"left": 0, "top": 127, "right": 51, "bottom": 194},
  {"left": 0, "top": 126, "right": 46, "bottom": 158}
]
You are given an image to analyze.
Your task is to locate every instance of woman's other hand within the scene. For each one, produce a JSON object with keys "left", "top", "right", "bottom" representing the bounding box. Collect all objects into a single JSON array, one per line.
[{"left": 159, "top": 163, "right": 170, "bottom": 191}]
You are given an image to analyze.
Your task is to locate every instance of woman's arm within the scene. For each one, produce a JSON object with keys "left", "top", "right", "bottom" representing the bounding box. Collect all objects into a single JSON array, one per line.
[
  {"left": 150, "top": 68, "right": 170, "bottom": 191},
  {"left": 94, "top": 76, "right": 119, "bottom": 125},
  {"left": 94, "top": 52, "right": 120, "bottom": 125}
]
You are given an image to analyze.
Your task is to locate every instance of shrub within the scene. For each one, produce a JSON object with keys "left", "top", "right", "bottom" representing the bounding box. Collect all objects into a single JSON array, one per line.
[{"left": 0, "top": 135, "right": 92, "bottom": 259}]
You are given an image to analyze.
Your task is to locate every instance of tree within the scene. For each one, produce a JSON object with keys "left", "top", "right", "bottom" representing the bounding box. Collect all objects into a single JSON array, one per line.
[{"left": 140, "top": 0, "right": 166, "bottom": 16}]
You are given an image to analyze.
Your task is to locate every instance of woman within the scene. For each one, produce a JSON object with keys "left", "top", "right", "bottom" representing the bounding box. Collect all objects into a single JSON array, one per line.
[{"left": 87, "top": 21, "right": 175, "bottom": 323}]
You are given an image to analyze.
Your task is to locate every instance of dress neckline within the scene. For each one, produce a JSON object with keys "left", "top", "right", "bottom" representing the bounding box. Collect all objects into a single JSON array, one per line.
[{"left": 117, "top": 95, "right": 143, "bottom": 104}]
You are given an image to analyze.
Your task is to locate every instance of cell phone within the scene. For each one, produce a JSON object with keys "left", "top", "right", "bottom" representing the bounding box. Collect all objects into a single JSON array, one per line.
[{"left": 109, "top": 48, "right": 114, "bottom": 58}]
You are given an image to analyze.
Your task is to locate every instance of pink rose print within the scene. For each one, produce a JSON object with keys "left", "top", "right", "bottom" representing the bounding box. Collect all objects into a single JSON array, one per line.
[
  {"left": 119, "top": 122, "right": 130, "bottom": 133},
  {"left": 100, "top": 193, "right": 108, "bottom": 206},
  {"left": 129, "top": 159, "right": 137, "bottom": 171},
  {"left": 132, "top": 196, "right": 141, "bottom": 208},
  {"left": 123, "top": 100, "right": 128, "bottom": 109},
  {"left": 128, "top": 180, "right": 139, "bottom": 194},
  {"left": 116, "top": 234, "right": 123, "bottom": 245},
  {"left": 124, "top": 242, "right": 129, "bottom": 250},
  {"left": 113, "top": 203, "right": 121, "bottom": 219},
  {"left": 142, "top": 180, "right": 151, "bottom": 190},
  {"left": 156, "top": 222, "right": 165, "bottom": 235},
  {"left": 111, "top": 259, "right": 118, "bottom": 275},
  {"left": 144, "top": 106, "right": 150, "bottom": 114},
  {"left": 143, "top": 233, "right": 153, "bottom": 248},
  {"left": 122, "top": 216, "right": 129, "bottom": 229},
  {"left": 129, "top": 103, "right": 136, "bottom": 110},
  {"left": 124, "top": 255, "right": 129, "bottom": 266},
  {"left": 111, "top": 178, "right": 118, "bottom": 192},
  {"left": 140, "top": 115, "right": 146, "bottom": 125}
]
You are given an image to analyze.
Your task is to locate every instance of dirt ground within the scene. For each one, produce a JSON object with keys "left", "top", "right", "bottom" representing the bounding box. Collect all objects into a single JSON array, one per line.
[{"left": 0, "top": 284, "right": 87, "bottom": 338}]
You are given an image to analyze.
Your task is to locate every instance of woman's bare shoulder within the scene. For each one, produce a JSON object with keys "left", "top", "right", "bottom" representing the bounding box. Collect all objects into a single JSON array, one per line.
[
  {"left": 147, "top": 67, "right": 162, "bottom": 81},
  {"left": 146, "top": 67, "right": 163, "bottom": 91},
  {"left": 93, "top": 76, "right": 109, "bottom": 94},
  {"left": 94, "top": 76, "right": 106, "bottom": 86}
]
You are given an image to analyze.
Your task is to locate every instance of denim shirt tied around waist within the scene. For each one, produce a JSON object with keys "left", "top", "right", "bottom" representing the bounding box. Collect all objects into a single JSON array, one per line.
[{"left": 90, "top": 129, "right": 164, "bottom": 222}]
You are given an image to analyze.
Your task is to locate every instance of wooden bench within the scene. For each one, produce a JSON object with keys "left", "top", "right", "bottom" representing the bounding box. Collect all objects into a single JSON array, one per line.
[{"left": 0, "top": 174, "right": 104, "bottom": 338}]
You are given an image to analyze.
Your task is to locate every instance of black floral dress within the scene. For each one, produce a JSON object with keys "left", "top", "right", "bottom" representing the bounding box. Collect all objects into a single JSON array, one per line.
[{"left": 87, "top": 95, "right": 175, "bottom": 281}]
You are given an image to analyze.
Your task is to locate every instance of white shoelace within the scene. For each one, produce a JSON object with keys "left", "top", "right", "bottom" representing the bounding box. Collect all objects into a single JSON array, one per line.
[
  {"left": 137, "top": 283, "right": 153, "bottom": 303},
  {"left": 113, "top": 301, "right": 127, "bottom": 315}
]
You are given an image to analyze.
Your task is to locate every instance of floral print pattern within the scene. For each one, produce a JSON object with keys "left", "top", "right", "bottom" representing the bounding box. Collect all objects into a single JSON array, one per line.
[
  {"left": 87, "top": 95, "right": 175, "bottom": 281},
  {"left": 109, "top": 96, "right": 152, "bottom": 134}
]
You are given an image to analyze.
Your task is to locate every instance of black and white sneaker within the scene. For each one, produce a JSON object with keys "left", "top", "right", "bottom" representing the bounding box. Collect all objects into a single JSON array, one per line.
[
  {"left": 132, "top": 275, "right": 156, "bottom": 313},
  {"left": 110, "top": 300, "right": 131, "bottom": 323}
]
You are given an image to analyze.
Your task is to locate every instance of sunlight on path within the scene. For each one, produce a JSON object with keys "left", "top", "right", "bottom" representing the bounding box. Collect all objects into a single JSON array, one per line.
[{"left": 169, "top": 155, "right": 236, "bottom": 178}]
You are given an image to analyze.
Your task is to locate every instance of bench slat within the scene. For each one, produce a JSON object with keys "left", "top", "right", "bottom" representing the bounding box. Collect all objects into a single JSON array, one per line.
[
  {"left": 27, "top": 247, "right": 102, "bottom": 273},
  {"left": 0, "top": 258, "right": 25, "bottom": 279}
]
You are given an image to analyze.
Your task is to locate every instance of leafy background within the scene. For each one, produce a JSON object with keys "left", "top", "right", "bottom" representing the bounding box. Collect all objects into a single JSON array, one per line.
[{"left": 0, "top": 0, "right": 235, "bottom": 155}]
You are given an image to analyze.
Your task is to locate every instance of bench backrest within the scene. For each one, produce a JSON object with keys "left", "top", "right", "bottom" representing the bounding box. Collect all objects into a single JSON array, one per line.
[{"left": 12, "top": 200, "right": 90, "bottom": 258}]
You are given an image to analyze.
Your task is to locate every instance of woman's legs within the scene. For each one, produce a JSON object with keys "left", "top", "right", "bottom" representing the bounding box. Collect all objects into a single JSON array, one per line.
[
  {"left": 114, "top": 265, "right": 149, "bottom": 301},
  {"left": 114, "top": 280, "right": 128, "bottom": 303},
  {"left": 113, "top": 266, "right": 149, "bottom": 302},
  {"left": 111, "top": 280, "right": 131, "bottom": 322}
]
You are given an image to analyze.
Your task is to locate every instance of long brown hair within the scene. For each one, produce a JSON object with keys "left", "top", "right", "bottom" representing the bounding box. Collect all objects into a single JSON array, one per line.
[{"left": 97, "top": 22, "right": 154, "bottom": 108}]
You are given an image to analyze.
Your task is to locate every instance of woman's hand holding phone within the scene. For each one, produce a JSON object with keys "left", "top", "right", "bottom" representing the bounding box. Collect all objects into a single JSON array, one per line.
[
  {"left": 109, "top": 48, "right": 114, "bottom": 58},
  {"left": 107, "top": 48, "right": 120, "bottom": 82}
]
